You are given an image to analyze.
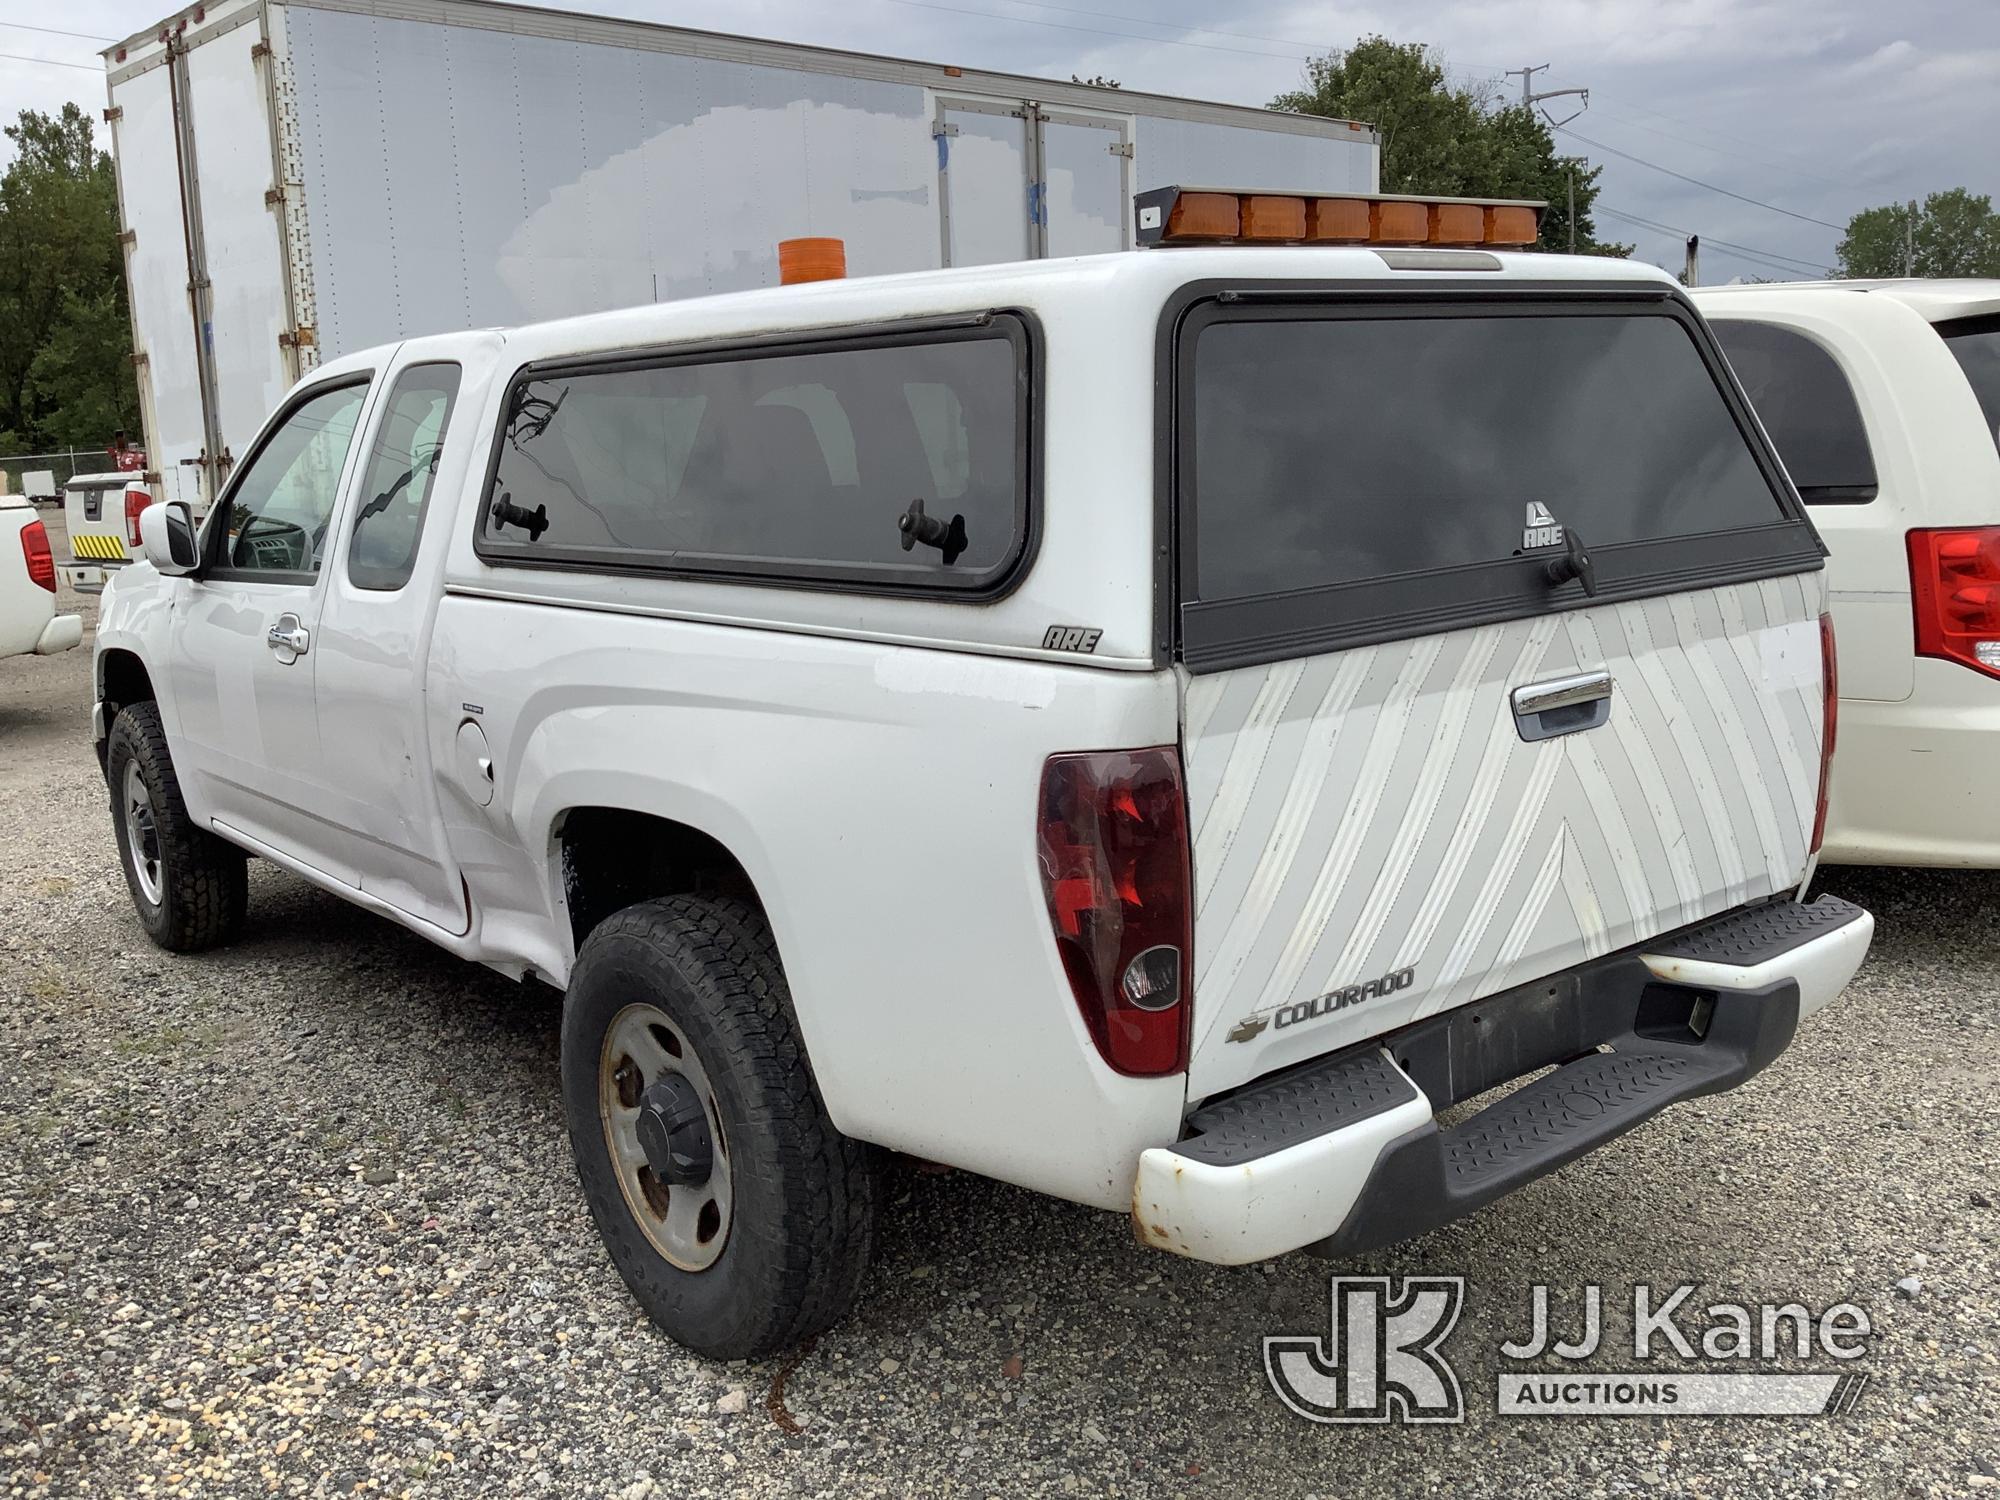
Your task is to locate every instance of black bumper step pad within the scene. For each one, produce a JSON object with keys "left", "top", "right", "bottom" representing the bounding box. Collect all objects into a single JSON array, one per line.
[
  {"left": 1177, "top": 1047, "right": 1418, "bottom": 1166},
  {"left": 1644, "top": 894, "right": 1865, "bottom": 966}
]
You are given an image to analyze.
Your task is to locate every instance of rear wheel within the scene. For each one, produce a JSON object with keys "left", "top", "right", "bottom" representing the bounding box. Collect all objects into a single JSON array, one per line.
[
  {"left": 107, "top": 702, "right": 247, "bottom": 952},
  {"left": 561, "top": 895, "right": 879, "bottom": 1358}
]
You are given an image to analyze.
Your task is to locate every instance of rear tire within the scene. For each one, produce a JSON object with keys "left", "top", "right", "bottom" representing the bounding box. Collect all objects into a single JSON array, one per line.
[
  {"left": 561, "top": 895, "right": 879, "bottom": 1358},
  {"left": 107, "top": 702, "right": 248, "bottom": 952}
]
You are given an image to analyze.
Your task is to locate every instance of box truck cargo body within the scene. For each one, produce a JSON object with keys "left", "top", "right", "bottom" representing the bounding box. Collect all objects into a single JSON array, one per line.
[{"left": 105, "top": 0, "right": 1379, "bottom": 505}]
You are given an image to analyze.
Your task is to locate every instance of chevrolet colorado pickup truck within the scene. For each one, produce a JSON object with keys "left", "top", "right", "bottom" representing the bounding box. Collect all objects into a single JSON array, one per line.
[{"left": 96, "top": 189, "right": 1873, "bottom": 1358}]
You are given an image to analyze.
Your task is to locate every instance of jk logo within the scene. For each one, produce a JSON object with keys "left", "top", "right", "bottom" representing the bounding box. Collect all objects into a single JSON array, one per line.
[{"left": 1264, "top": 1276, "right": 1466, "bottom": 1424}]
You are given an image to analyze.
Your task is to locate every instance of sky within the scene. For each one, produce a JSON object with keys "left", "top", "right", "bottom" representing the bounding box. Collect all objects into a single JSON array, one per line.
[{"left": 2, "top": 0, "right": 1996, "bottom": 282}]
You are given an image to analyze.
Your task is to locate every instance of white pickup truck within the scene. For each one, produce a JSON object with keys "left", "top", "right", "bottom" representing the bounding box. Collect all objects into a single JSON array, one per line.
[
  {"left": 1, "top": 493, "right": 83, "bottom": 661},
  {"left": 95, "top": 191, "right": 1874, "bottom": 1358}
]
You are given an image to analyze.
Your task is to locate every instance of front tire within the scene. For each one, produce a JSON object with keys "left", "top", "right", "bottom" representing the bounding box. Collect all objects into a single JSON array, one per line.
[
  {"left": 107, "top": 702, "right": 248, "bottom": 952},
  {"left": 561, "top": 895, "right": 879, "bottom": 1358}
]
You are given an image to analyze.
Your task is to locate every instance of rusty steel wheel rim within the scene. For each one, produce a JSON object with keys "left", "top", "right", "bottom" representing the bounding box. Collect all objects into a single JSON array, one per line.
[{"left": 598, "top": 1002, "right": 733, "bottom": 1272}]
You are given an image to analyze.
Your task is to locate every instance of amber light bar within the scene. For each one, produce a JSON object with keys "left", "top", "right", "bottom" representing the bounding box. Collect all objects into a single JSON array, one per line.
[{"left": 1133, "top": 186, "right": 1545, "bottom": 250}]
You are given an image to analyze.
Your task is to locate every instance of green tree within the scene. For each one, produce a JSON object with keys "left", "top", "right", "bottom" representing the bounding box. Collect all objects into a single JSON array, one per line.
[
  {"left": 1271, "top": 37, "right": 1630, "bottom": 256},
  {"left": 0, "top": 103, "right": 140, "bottom": 453},
  {"left": 1836, "top": 189, "right": 2000, "bottom": 278}
]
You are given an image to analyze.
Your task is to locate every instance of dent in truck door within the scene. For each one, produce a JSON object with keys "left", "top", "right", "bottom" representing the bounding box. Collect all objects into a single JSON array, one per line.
[
  {"left": 308, "top": 358, "right": 475, "bottom": 933},
  {"left": 166, "top": 377, "right": 376, "bottom": 879}
]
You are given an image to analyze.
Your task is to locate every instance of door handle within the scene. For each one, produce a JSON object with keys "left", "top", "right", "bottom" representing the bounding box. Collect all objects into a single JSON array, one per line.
[
  {"left": 266, "top": 614, "right": 310, "bottom": 658},
  {"left": 1511, "top": 671, "right": 1613, "bottom": 742}
]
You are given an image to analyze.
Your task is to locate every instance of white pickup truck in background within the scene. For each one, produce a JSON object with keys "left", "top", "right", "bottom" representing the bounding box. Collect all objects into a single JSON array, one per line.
[
  {"left": 0, "top": 492, "right": 83, "bottom": 662},
  {"left": 93, "top": 202, "right": 1872, "bottom": 1358}
]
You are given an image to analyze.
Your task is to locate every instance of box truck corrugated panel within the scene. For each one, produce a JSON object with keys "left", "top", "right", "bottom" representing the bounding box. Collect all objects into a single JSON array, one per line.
[
  {"left": 284, "top": 2, "right": 943, "bottom": 356},
  {"left": 108, "top": 64, "right": 206, "bottom": 505},
  {"left": 1134, "top": 114, "right": 1378, "bottom": 196},
  {"left": 184, "top": 28, "right": 293, "bottom": 456}
]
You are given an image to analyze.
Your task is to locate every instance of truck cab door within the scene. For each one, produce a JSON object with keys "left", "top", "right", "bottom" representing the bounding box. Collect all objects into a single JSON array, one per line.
[
  {"left": 165, "top": 375, "right": 377, "bottom": 879},
  {"left": 308, "top": 354, "right": 479, "bottom": 934}
]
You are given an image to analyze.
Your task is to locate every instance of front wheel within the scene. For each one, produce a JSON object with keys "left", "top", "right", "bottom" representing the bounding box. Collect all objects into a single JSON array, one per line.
[
  {"left": 106, "top": 702, "right": 248, "bottom": 952},
  {"left": 561, "top": 895, "right": 879, "bottom": 1358}
]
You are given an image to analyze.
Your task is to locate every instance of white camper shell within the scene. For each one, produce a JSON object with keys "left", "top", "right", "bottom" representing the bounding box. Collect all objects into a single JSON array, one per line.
[{"left": 104, "top": 0, "right": 1379, "bottom": 507}]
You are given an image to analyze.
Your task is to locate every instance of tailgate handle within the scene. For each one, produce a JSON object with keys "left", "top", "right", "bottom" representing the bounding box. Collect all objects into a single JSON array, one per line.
[{"left": 1512, "top": 671, "right": 1613, "bottom": 741}]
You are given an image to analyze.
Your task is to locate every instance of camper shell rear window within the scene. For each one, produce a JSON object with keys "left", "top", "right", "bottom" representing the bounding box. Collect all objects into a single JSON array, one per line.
[{"left": 1163, "top": 285, "right": 1825, "bottom": 673}]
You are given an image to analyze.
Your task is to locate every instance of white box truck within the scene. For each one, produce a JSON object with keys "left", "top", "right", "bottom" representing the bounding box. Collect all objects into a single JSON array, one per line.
[{"left": 104, "top": 0, "right": 1379, "bottom": 506}]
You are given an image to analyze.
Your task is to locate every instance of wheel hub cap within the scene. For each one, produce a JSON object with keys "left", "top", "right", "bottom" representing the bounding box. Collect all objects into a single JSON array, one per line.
[{"left": 635, "top": 1073, "right": 713, "bottom": 1186}]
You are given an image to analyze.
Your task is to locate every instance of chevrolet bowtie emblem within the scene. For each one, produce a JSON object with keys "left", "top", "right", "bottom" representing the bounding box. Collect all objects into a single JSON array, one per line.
[{"left": 1226, "top": 1014, "right": 1270, "bottom": 1044}]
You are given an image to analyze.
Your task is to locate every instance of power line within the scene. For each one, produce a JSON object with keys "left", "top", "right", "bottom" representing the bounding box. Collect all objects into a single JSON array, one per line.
[
  {"left": 1595, "top": 206, "right": 1831, "bottom": 277},
  {"left": 1596, "top": 96, "right": 1838, "bottom": 183},
  {"left": 1598, "top": 208, "right": 1828, "bottom": 272},
  {"left": 0, "top": 22, "right": 116, "bottom": 44},
  {"left": 1557, "top": 125, "right": 1845, "bottom": 230},
  {"left": 877, "top": 0, "right": 1311, "bottom": 61},
  {"left": 0, "top": 50, "right": 101, "bottom": 72},
  {"left": 1586, "top": 103, "right": 1844, "bottom": 191},
  {"left": 1597, "top": 207, "right": 1826, "bottom": 273}
]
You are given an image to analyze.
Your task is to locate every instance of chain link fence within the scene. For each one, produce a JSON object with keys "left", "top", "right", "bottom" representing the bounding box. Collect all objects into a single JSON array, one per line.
[{"left": 0, "top": 450, "right": 123, "bottom": 504}]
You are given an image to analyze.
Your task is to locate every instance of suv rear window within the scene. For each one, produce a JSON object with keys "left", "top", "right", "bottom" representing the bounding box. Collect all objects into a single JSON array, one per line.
[
  {"left": 1710, "top": 320, "right": 1878, "bottom": 502},
  {"left": 477, "top": 319, "right": 1030, "bottom": 593},
  {"left": 1938, "top": 314, "right": 2000, "bottom": 456},
  {"left": 1172, "top": 296, "right": 1819, "bottom": 671}
]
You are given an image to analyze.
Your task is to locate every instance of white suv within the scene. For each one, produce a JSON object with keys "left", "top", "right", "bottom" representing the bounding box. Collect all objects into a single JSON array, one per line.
[
  {"left": 1698, "top": 280, "right": 2000, "bottom": 866},
  {"left": 94, "top": 191, "right": 1871, "bottom": 1356}
]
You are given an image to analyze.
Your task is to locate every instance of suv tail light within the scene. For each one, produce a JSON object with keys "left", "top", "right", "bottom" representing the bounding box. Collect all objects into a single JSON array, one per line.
[
  {"left": 1909, "top": 527, "right": 2000, "bottom": 680},
  {"left": 20, "top": 519, "right": 56, "bottom": 593},
  {"left": 125, "top": 487, "right": 152, "bottom": 550},
  {"left": 1812, "top": 612, "right": 1837, "bottom": 855},
  {"left": 1037, "top": 748, "right": 1192, "bottom": 1076}
]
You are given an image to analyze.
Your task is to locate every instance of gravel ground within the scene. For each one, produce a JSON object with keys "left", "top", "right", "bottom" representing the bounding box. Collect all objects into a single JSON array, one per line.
[{"left": 3, "top": 523, "right": 1997, "bottom": 1497}]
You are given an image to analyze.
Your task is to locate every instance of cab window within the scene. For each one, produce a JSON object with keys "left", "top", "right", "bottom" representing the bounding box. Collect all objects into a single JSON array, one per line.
[
  {"left": 217, "top": 379, "right": 370, "bottom": 577},
  {"left": 349, "top": 364, "right": 462, "bottom": 591}
]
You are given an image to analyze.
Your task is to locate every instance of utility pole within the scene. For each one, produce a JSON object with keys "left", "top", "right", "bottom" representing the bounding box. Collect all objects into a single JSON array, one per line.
[
  {"left": 1906, "top": 199, "right": 1918, "bottom": 277},
  {"left": 1683, "top": 235, "right": 1700, "bottom": 287},
  {"left": 1504, "top": 63, "right": 1590, "bottom": 117},
  {"left": 1505, "top": 64, "right": 1590, "bottom": 253}
]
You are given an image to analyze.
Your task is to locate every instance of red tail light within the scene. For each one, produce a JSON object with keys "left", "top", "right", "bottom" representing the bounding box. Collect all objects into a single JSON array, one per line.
[
  {"left": 1909, "top": 527, "right": 2000, "bottom": 681},
  {"left": 1811, "top": 612, "right": 1837, "bottom": 855},
  {"left": 1037, "top": 748, "right": 1192, "bottom": 1077},
  {"left": 20, "top": 519, "right": 56, "bottom": 593},
  {"left": 125, "top": 487, "right": 152, "bottom": 549}
]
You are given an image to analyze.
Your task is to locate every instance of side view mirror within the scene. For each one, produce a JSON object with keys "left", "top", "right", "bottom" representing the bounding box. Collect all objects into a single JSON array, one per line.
[{"left": 138, "top": 498, "right": 200, "bottom": 575}]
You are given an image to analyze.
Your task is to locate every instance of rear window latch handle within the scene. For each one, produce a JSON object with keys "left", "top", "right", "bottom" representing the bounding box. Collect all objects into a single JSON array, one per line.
[{"left": 1544, "top": 525, "right": 1598, "bottom": 597}]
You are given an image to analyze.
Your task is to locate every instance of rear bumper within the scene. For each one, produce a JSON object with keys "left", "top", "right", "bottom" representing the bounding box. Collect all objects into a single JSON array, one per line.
[
  {"left": 59, "top": 559, "right": 128, "bottom": 595},
  {"left": 34, "top": 614, "right": 82, "bottom": 654},
  {"left": 1132, "top": 896, "right": 1871, "bottom": 1266},
  {"left": 1821, "top": 662, "right": 2000, "bottom": 867}
]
